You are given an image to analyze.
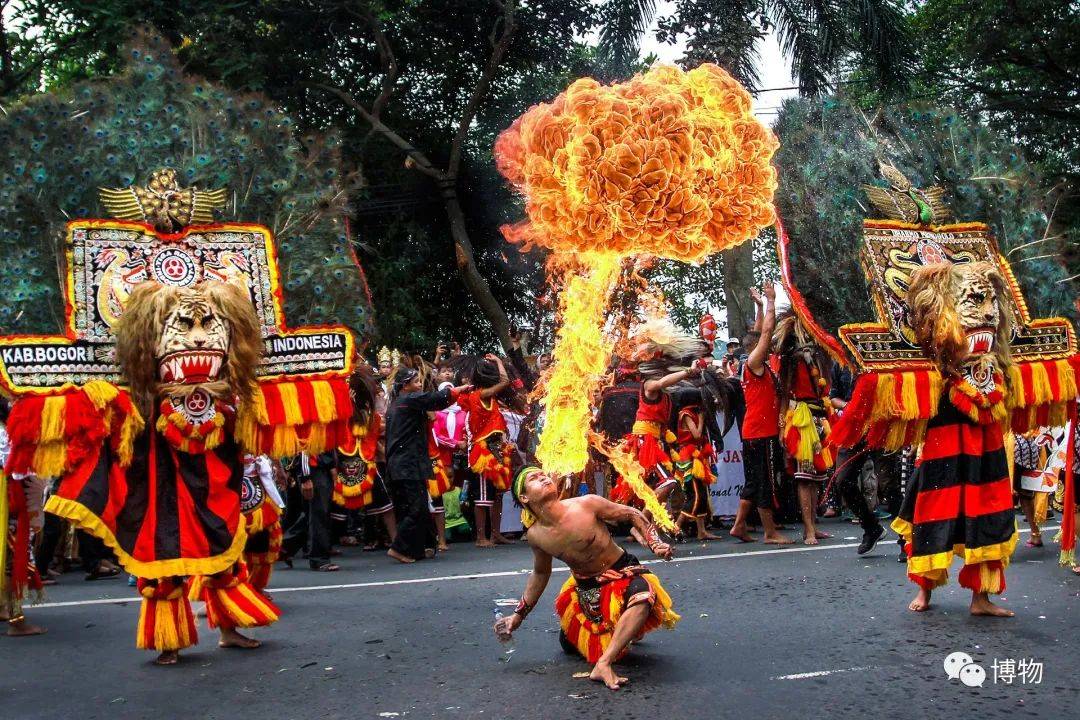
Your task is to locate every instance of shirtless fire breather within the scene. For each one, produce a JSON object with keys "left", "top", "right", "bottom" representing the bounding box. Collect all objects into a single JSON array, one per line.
[{"left": 493, "top": 467, "right": 680, "bottom": 690}]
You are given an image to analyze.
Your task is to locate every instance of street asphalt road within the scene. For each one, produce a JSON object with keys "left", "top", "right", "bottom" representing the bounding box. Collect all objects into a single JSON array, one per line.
[{"left": 3, "top": 521, "right": 1078, "bottom": 720}]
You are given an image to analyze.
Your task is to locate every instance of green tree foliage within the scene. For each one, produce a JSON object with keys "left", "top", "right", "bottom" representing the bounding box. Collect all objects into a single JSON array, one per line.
[
  {"left": 0, "top": 27, "right": 373, "bottom": 337},
  {"left": 656, "top": 0, "right": 914, "bottom": 94},
  {"left": 8, "top": 0, "right": 601, "bottom": 354},
  {"left": 773, "top": 96, "right": 1076, "bottom": 336}
]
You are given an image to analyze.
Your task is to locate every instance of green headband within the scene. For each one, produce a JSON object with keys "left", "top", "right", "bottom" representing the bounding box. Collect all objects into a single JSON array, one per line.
[{"left": 513, "top": 466, "right": 542, "bottom": 528}]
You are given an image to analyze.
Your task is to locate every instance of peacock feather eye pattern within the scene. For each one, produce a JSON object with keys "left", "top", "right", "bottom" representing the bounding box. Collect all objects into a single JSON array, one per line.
[{"left": 0, "top": 26, "right": 373, "bottom": 341}]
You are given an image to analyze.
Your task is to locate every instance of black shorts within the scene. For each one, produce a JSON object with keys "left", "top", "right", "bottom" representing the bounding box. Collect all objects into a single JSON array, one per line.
[
  {"left": 574, "top": 551, "right": 654, "bottom": 609},
  {"left": 365, "top": 470, "right": 393, "bottom": 516},
  {"left": 466, "top": 472, "right": 498, "bottom": 508},
  {"left": 740, "top": 436, "right": 781, "bottom": 510},
  {"left": 429, "top": 492, "right": 445, "bottom": 514}
]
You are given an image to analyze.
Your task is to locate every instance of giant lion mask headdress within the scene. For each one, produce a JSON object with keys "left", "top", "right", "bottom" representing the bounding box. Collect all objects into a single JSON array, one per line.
[
  {"left": 906, "top": 261, "right": 1013, "bottom": 379},
  {"left": 115, "top": 281, "right": 263, "bottom": 416}
]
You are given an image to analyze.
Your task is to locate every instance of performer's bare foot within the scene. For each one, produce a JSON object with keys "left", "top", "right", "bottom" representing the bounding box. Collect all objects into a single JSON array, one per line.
[
  {"left": 908, "top": 588, "right": 932, "bottom": 612},
  {"left": 815, "top": 530, "right": 832, "bottom": 539},
  {"left": 729, "top": 523, "right": 755, "bottom": 543},
  {"left": 475, "top": 539, "right": 495, "bottom": 548},
  {"left": 764, "top": 533, "right": 794, "bottom": 544},
  {"left": 437, "top": 542, "right": 450, "bottom": 552},
  {"left": 803, "top": 533, "right": 819, "bottom": 545},
  {"left": 219, "top": 628, "right": 262, "bottom": 648},
  {"left": 153, "top": 651, "right": 179, "bottom": 665},
  {"left": 492, "top": 533, "right": 513, "bottom": 545},
  {"left": 697, "top": 531, "right": 723, "bottom": 541},
  {"left": 424, "top": 548, "right": 436, "bottom": 559},
  {"left": 387, "top": 548, "right": 416, "bottom": 563},
  {"left": 5, "top": 618, "right": 46, "bottom": 636},
  {"left": 970, "top": 593, "right": 1014, "bottom": 617},
  {"left": 589, "top": 661, "right": 629, "bottom": 690}
]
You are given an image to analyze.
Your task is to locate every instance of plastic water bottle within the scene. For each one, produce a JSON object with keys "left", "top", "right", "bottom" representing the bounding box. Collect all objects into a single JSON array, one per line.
[{"left": 493, "top": 606, "right": 514, "bottom": 645}]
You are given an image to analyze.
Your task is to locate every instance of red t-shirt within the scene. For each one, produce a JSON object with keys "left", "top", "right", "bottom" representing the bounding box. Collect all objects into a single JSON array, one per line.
[
  {"left": 457, "top": 391, "right": 508, "bottom": 442},
  {"left": 741, "top": 363, "right": 779, "bottom": 440},
  {"left": 635, "top": 386, "right": 672, "bottom": 425}
]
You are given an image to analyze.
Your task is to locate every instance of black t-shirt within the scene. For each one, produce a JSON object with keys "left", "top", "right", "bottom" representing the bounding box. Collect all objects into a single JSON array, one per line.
[{"left": 385, "top": 388, "right": 454, "bottom": 473}]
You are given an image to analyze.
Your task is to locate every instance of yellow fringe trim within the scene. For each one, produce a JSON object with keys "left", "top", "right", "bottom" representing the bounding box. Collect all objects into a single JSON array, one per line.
[
  {"left": 892, "top": 516, "right": 1018, "bottom": 574},
  {"left": 557, "top": 572, "right": 680, "bottom": 660},
  {"left": 784, "top": 402, "right": 820, "bottom": 462},
  {"left": 136, "top": 596, "right": 195, "bottom": 651},
  {"left": 312, "top": 380, "right": 337, "bottom": 424},
  {"left": 44, "top": 495, "right": 247, "bottom": 579}
]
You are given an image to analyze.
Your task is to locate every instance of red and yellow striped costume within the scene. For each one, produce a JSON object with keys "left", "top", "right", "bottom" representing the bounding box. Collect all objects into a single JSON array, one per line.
[
  {"left": 555, "top": 553, "right": 679, "bottom": 664},
  {"left": 242, "top": 496, "right": 282, "bottom": 592},
  {"left": 428, "top": 430, "right": 454, "bottom": 498},
  {"left": 332, "top": 416, "right": 381, "bottom": 509},
  {"left": 892, "top": 376, "right": 1017, "bottom": 593},
  {"left": 458, "top": 392, "right": 512, "bottom": 492},
  {"left": 674, "top": 407, "right": 715, "bottom": 521}
]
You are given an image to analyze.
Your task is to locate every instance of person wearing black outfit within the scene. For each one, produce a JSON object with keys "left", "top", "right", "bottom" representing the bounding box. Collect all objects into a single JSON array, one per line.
[
  {"left": 829, "top": 365, "right": 902, "bottom": 555},
  {"left": 385, "top": 368, "right": 471, "bottom": 563},
  {"left": 282, "top": 452, "right": 339, "bottom": 571}
]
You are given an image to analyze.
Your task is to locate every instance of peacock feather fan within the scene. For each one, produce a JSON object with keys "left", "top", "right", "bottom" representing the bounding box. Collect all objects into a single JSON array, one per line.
[
  {"left": 0, "top": 26, "right": 373, "bottom": 339},
  {"left": 773, "top": 97, "right": 1077, "bottom": 337}
]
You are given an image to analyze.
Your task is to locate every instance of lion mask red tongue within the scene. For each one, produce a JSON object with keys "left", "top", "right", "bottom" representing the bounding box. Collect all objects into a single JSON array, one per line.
[
  {"left": 965, "top": 328, "right": 995, "bottom": 356},
  {"left": 158, "top": 349, "right": 225, "bottom": 384}
]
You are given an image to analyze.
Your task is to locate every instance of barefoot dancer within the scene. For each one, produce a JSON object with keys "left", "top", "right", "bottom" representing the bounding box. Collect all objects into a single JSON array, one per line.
[
  {"left": 730, "top": 284, "right": 792, "bottom": 545},
  {"left": 496, "top": 468, "right": 679, "bottom": 690},
  {"left": 774, "top": 309, "right": 836, "bottom": 545},
  {"left": 673, "top": 390, "right": 721, "bottom": 540},
  {"left": 891, "top": 263, "right": 1020, "bottom": 617},
  {"left": 1, "top": 468, "right": 46, "bottom": 637},
  {"left": 456, "top": 355, "right": 514, "bottom": 547}
]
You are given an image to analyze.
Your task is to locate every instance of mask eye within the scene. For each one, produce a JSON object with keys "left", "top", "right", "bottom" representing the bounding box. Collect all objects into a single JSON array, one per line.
[
  {"left": 176, "top": 316, "right": 194, "bottom": 330},
  {"left": 969, "top": 292, "right": 985, "bottom": 304}
]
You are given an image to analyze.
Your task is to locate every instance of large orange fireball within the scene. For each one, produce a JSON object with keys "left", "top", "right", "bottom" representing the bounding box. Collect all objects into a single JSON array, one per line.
[
  {"left": 495, "top": 63, "right": 778, "bottom": 261},
  {"left": 497, "top": 64, "right": 777, "bottom": 525}
]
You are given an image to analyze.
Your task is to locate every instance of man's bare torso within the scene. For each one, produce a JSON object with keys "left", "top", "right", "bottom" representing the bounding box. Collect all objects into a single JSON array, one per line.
[{"left": 526, "top": 496, "right": 625, "bottom": 577}]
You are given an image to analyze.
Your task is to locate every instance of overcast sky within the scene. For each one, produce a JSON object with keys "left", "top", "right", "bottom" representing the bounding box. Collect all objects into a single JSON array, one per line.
[{"left": 640, "top": 0, "right": 799, "bottom": 126}]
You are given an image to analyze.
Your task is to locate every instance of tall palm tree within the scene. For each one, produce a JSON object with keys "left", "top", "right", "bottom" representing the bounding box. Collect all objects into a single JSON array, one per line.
[{"left": 603, "top": 0, "right": 914, "bottom": 95}]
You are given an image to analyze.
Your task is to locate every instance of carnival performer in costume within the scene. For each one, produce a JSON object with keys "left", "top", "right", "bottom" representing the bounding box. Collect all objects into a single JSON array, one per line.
[
  {"left": 497, "top": 467, "right": 678, "bottom": 691},
  {"left": 796, "top": 164, "right": 1080, "bottom": 617},
  {"left": 775, "top": 310, "right": 836, "bottom": 545},
  {"left": 385, "top": 368, "right": 471, "bottom": 563},
  {"left": 430, "top": 382, "right": 466, "bottom": 552},
  {"left": 129, "top": 282, "right": 278, "bottom": 661},
  {"left": 0, "top": 169, "right": 358, "bottom": 663},
  {"left": 1, "top": 396, "right": 45, "bottom": 636},
  {"left": 608, "top": 321, "right": 709, "bottom": 516},
  {"left": 335, "top": 368, "right": 397, "bottom": 545},
  {"left": 240, "top": 453, "right": 284, "bottom": 593},
  {"left": 888, "top": 262, "right": 1020, "bottom": 616},
  {"left": 455, "top": 354, "right": 515, "bottom": 547},
  {"left": 1, "top": 420, "right": 45, "bottom": 638},
  {"left": 673, "top": 388, "right": 721, "bottom": 540}
]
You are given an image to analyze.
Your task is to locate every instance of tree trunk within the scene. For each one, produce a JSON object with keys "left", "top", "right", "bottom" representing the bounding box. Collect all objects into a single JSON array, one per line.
[
  {"left": 440, "top": 180, "right": 513, "bottom": 353},
  {"left": 721, "top": 243, "right": 755, "bottom": 341}
]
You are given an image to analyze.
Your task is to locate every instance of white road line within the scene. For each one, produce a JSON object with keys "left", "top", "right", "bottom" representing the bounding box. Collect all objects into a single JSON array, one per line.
[
  {"left": 31, "top": 526, "right": 1053, "bottom": 610},
  {"left": 773, "top": 665, "right": 877, "bottom": 681}
]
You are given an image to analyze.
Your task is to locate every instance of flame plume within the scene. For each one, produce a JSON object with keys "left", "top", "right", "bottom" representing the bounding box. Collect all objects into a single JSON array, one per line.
[{"left": 497, "top": 64, "right": 778, "bottom": 517}]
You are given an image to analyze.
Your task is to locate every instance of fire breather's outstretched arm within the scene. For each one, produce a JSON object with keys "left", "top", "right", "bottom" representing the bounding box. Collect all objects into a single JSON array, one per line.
[{"left": 496, "top": 546, "right": 552, "bottom": 637}]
